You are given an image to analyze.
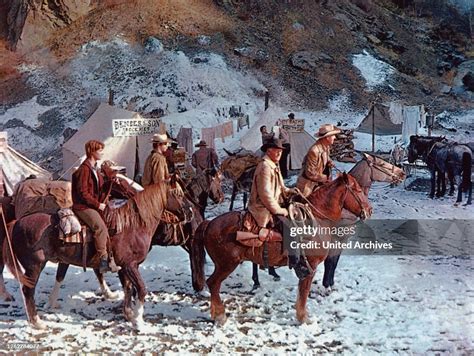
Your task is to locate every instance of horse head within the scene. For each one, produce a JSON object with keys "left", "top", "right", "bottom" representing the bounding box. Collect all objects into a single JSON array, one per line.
[
  {"left": 167, "top": 178, "right": 194, "bottom": 223},
  {"left": 205, "top": 168, "right": 225, "bottom": 204},
  {"left": 340, "top": 173, "right": 372, "bottom": 220},
  {"left": 364, "top": 153, "right": 406, "bottom": 184},
  {"left": 407, "top": 136, "right": 419, "bottom": 163}
]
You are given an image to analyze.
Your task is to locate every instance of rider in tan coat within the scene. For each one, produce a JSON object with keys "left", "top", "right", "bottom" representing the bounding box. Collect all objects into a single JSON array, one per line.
[
  {"left": 142, "top": 133, "right": 171, "bottom": 187},
  {"left": 296, "top": 124, "right": 340, "bottom": 196},
  {"left": 248, "top": 137, "right": 310, "bottom": 279},
  {"left": 248, "top": 138, "right": 290, "bottom": 228}
]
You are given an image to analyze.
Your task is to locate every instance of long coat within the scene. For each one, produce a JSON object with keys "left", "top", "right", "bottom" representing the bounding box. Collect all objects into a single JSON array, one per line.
[
  {"left": 192, "top": 147, "right": 219, "bottom": 174},
  {"left": 296, "top": 141, "right": 332, "bottom": 196},
  {"left": 72, "top": 160, "right": 105, "bottom": 211},
  {"left": 142, "top": 150, "right": 169, "bottom": 187},
  {"left": 248, "top": 155, "right": 289, "bottom": 228}
]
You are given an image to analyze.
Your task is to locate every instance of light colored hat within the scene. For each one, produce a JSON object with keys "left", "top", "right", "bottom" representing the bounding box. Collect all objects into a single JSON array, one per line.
[
  {"left": 316, "top": 124, "right": 341, "bottom": 139},
  {"left": 151, "top": 133, "right": 171, "bottom": 144}
]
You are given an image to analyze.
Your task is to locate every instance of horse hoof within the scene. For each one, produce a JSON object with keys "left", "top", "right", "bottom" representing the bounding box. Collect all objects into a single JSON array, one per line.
[
  {"left": 214, "top": 313, "right": 227, "bottom": 326},
  {"left": 195, "top": 289, "right": 210, "bottom": 298},
  {"left": 300, "top": 316, "right": 314, "bottom": 325},
  {"left": 272, "top": 275, "right": 281, "bottom": 282},
  {"left": 251, "top": 284, "right": 260, "bottom": 292},
  {"left": 104, "top": 291, "right": 120, "bottom": 300},
  {"left": 30, "top": 316, "right": 47, "bottom": 330}
]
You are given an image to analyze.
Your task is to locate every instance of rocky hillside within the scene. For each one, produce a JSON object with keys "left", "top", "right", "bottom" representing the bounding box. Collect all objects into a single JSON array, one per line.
[{"left": 0, "top": 0, "right": 473, "bottom": 169}]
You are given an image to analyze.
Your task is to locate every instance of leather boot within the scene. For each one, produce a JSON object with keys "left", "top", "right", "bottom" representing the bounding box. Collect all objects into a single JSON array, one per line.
[
  {"left": 293, "top": 258, "right": 311, "bottom": 280},
  {"left": 288, "top": 254, "right": 298, "bottom": 269}
]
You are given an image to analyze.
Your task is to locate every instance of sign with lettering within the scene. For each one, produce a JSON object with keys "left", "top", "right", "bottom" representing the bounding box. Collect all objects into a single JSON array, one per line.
[
  {"left": 112, "top": 119, "right": 161, "bottom": 137},
  {"left": 281, "top": 118, "right": 305, "bottom": 132}
]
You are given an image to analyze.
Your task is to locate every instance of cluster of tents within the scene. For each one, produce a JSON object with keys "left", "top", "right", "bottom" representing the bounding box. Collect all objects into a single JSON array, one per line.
[{"left": 1, "top": 101, "right": 426, "bottom": 196}]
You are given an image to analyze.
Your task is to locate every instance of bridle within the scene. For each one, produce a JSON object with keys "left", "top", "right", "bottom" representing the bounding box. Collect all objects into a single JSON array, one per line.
[
  {"left": 363, "top": 156, "right": 403, "bottom": 184},
  {"left": 298, "top": 178, "right": 370, "bottom": 221}
]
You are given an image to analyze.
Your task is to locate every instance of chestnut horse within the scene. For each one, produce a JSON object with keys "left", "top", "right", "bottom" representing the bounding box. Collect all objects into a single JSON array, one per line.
[
  {"left": 251, "top": 153, "right": 405, "bottom": 290},
  {"left": 3, "top": 183, "right": 191, "bottom": 329},
  {"left": 192, "top": 173, "right": 372, "bottom": 325}
]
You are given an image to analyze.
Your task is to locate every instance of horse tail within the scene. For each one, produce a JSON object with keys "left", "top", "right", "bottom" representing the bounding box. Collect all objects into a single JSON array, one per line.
[
  {"left": 2, "top": 223, "right": 35, "bottom": 288},
  {"left": 462, "top": 152, "right": 472, "bottom": 192},
  {"left": 190, "top": 220, "right": 210, "bottom": 292}
]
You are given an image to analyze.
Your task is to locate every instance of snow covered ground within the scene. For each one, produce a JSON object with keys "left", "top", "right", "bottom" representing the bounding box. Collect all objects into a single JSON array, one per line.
[{"left": 0, "top": 39, "right": 473, "bottom": 353}]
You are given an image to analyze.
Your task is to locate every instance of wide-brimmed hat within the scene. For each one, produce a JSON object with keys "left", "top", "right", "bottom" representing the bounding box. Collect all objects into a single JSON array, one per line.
[
  {"left": 195, "top": 140, "right": 208, "bottom": 147},
  {"left": 315, "top": 124, "right": 341, "bottom": 140},
  {"left": 151, "top": 133, "right": 171, "bottom": 144},
  {"left": 261, "top": 138, "right": 285, "bottom": 152}
]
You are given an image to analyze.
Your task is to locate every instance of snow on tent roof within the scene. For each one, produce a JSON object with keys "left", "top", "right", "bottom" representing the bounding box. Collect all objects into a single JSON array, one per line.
[
  {"left": 62, "top": 103, "right": 156, "bottom": 180},
  {"left": 0, "top": 132, "right": 51, "bottom": 195},
  {"left": 355, "top": 102, "right": 403, "bottom": 136}
]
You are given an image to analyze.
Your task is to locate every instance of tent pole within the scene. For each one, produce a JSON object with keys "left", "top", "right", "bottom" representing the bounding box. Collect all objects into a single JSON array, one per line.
[{"left": 371, "top": 104, "right": 375, "bottom": 153}]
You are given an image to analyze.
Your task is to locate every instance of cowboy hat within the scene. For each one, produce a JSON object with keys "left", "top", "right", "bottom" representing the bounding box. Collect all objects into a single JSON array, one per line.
[
  {"left": 151, "top": 133, "right": 171, "bottom": 144},
  {"left": 315, "top": 124, "right": 341, "bottom": 140},
  {"left": 261, "top": 138, "right": 285, "bottom": 152},
  {"left": 195, "top": 140, "right": 208, "bottom": 147}
]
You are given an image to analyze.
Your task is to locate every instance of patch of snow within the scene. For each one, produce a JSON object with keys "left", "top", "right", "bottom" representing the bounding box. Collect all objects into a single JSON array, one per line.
[
  {"left": 0, "top": 96, "right": 55, "bottom": 129},
  {"left": 352, "top": 50, "right": 396, "bottom": 90}
]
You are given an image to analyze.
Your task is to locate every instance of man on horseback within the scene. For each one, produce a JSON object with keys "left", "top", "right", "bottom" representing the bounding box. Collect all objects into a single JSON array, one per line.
[
  {"left": 142, "top": 133, "right": 172, "bottom": 186},
  {"left": 296, "top": 124, "right": 340, "bottom": 197},
  {"left": 72, "top": 140, "right": 120, "bottom": 273},
  {"left": 247, "top": 137, "right": 309, "bottom": 279},
  {"left": 192, "top": 140, "right": 219, "bottom": 174}
]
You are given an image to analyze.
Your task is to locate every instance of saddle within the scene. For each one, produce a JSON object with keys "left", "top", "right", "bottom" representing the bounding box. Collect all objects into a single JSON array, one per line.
[{"left": 236, "top": 211, "right": 282, "bottom": 248}]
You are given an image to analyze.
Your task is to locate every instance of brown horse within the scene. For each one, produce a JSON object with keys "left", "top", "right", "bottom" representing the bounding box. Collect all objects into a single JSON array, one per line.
[
  {"left": 192, "top": 173, "right": 372, "bottom": 325},
  {"left": 184, "top": 168, "right": 224, "bottom": 218},
  {"left": 3, "top": 183, "right": 191, "bottom": 329}
]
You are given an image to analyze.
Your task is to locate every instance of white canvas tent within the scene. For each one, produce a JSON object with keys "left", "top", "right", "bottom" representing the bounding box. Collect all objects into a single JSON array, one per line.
[
  {"left": 62, "top": 103, "right": 156, "bottom": 180},
  {"left": 355, "top": 102, "right": 425, "bottom": 150},
  {"left": 240, "top": 108, "right": 315, "bottom": 170},
  {"left": 0, "top": 132, "right": 51, "bottom": 195}
]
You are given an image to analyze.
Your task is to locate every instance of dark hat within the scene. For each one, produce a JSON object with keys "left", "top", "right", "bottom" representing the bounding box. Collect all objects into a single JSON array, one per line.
[
  {"left": 261, "top": 138, "right": 285, "bottom": 152},
  {"left": 195, "top": 140, "right": 208, "bottom": 147},
  {"left": 288, "top": 112, "right": 295, "bottom": 119}
]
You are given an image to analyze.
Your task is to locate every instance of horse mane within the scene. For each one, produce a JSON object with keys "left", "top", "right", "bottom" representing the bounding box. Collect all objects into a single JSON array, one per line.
[
  {"left": 307, "top": 176, "right": 346, "bottom": 216},
  {"left": 105, "top": 183, "right": 168, "bottom": 231}
]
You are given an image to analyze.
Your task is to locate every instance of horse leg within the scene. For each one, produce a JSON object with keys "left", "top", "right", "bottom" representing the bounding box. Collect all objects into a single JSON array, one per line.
[
  {"left": 323, "top": 253, "right": 340, "bottom": 290},
  {"left": 0, "top": 272, "right": 14, "bottom": 302},
  {"left": 0, "top": 254, "right": 14, "bottom": 301},
  {"left": 48, "top": 263, "right": 69, "bottom": 309},
  {"left": 251, "top": 263, "right": 260, "bottom": 290},
  {"left": 436, "top": 170, "right": 443, "bottom": 197},
  {"left": 207, "top": 260, "right": 239, "bottom": 325},
  {"left": 118, "top": 270, "right": 134, "bottom": 323},
  {"left": 23, "top": 263, "right": 47, "bottom": 329},
  {"left": 429, "top": 169, "right": 436, "bottom": 199},
  {"left": 268, "top": 266, "right": 280, "bottom": 281},
  {"left": 123, "top": 264, "right": 147, "bottom": 329},
  {"left": 295, "top": 262, "right": 318, "bottom": 324},
  {"left": 243, "top": 192, "right": 248, "bottom": 210},
  {"left": 94, "top": 268, "right": 119, "bottom": 300},
  {"left": 229, "top": 184, "right": 237, "bottom": 211},
  {"left": 440, "top": 171, "right": 447, "bottom": 197},
  {"left": 448, "top": 170, "right": 455, "bottom": 196}
]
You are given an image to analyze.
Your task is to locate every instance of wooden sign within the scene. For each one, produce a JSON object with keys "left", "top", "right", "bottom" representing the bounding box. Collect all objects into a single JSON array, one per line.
[
  {"left": 281, "top": 118, "right": 305, "bottom": 132},
  {"left": 112, "top": 119, "right": 161, "bottom": 137}
]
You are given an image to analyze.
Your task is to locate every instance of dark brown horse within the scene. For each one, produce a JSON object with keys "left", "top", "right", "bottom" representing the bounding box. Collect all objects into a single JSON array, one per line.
[
  {"left": 192, "top": 173, "right": 372, "bottom": 325},
  {"left": 184, "top": 168, "right": 224, "bottom": 218},
  {"left": 3, "top": 183, "right": 190, "bottom": 329}
]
